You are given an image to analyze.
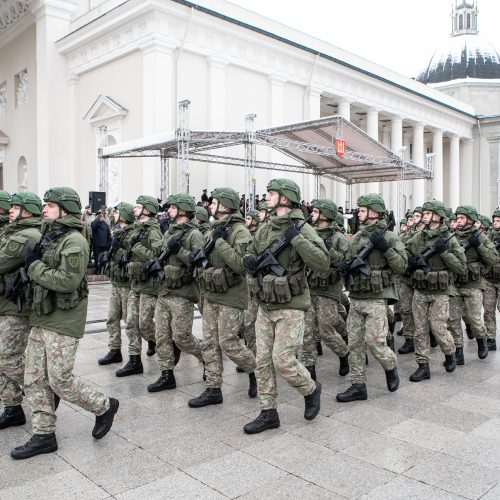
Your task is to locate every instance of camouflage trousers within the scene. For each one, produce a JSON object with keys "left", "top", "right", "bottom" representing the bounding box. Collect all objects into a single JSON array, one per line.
[
  {"left": 25, "top": 328, "right": 109, "bottom": 435},
  {"left": 0, "top": 315, "right": 30, "bottom": 406},
  {"left": 399, "top": 282, "right": 414, "bottom": 339},
  {"left": 393, "top": 276, "right": 402, "bottom": 315},
  {"left": 256, "top": 307, "right": 315, "bottom": 411},
  {"left": 125, "top": 290, "right": 157, "bottom": 356},
  {"left": 348, "top": 298, "right": 397, "bottom": 384},
  {"left": 106, "top": 284, "right": 129, "bottom": 349},
  {"left": 449, "top": 288, "right": 487, "bottom": 347},
  {"left": 412, "top": 291, "right": 455, "bottom": 363},
  {"left": 302, "top": 295, "right": 349, "bottom": 367},
  {"left": 483, "top": 280, "right": 500, "bottom": 339},
  {"left": 155, "top": 295, "right": 202, "bottom": 370},
  {"left": 202, "top": 300, "right": 256, "bottom": 388},
  {"left": 243, "top": 296, "right": 258, "bottom": 355},
  {"left": 448, "top": 296, "right": 464, "bottom": 348}
]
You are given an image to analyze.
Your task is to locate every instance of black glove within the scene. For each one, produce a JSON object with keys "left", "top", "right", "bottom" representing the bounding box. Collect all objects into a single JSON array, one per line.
[
  {"left": 369, "top": 231, "right": 390, "bottom": 252},
  {"left": 187, "top": 251, "right": 197, "bottom": 266},
  {"left": 141, "top": 260, "right": 153, "bottom": 275},
  {"left": 111, "top": 238, "right": 121, "bottom": 252},
  {"left": 167, "top": 237, "right": 182, "bottom": 255},
  {"left": 434, "top": 237, "right": 448, "bottom": 254},
  {"left": 212, "top": 225, "right": 229, "bottom": 241},
  {"left": 337, "top": 260, "right": 351, "bottom": 275},
  {"left": 243, "top": 255, "right": 258, "bottom": 274},
  {"left": 407, "top": 255, "right": 419, "bottom": 273},
  {"left": 324, "top": 239, "right": 332, "bottom": 251},
  {"left": 25, "top": 247, "right": 42, "bottom": 270},
  {"left": 284, "top": 224, "right": 300, "bottom": 241},
  {"left": 467, "top": 233, "right": 481, "bottom": 249}
]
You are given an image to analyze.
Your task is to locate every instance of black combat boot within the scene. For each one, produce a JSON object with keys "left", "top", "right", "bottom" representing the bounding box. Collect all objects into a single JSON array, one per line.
[
  {"left": 11, "top": 433, "right": 58, "bottom": 460},
  {"left": 243, "top": 409, "right": 280, "bottom": 434},
  {"left": 147, "top": 370, "right": 176, "bottom": 392},
  {"left": 98, "top": 349, "right": 122, "bottom": 365},
  {"left": 409, "top": 363, "right": 430, "bottom": 382},
  {"left": 306, "top": 365, "right": 317, "bottom": 381},
  {"left": 477, "top": 337, "right": 488, "bottom": 359},
  {"left": 398, "top": 338, "right": 414, "bottom": 354},
  {"left": 146, "top": 340, "right": 156, "bottom": 357},
  {"left": 395, "top": 312, "right": 402, "bottom": 322},
  {"left": 488, "top": 338, "right": 497, "bottom": 351},
  {"left": 92, "top": 398, "right": 119, "bottom": 439},
  {"left": 304, "top": 381, "right": 321, "bottom": 420},
  {"left": 0, "top": 405, "right": 26, "bottom": 429},
  {"left": 188, "top": 388, "right": 223, "bottom": 408},
  {"left": 173, "top": 340, "right": 181, "bottom": 366},
  {"left": 396, "top": 325, "right": 404, "bottom": 336},
  {"left": 386, "top": 336, "right": 395, "bottom": 353},
  {"left": 54, "top": 394, "right": 60, "bottom": 411},
  {"left": 115, "top": 355, "right": 143, "bottom": 377},
  {"left": 455, "top": 347, "right": 465, "bottom": 365},
  {"left": 466, "top": 324, "right": 474, "bottom": 339},
  {"left": 385, "top": 367, "right": 400, "bottom": 392},
  {"left": 444, "top": 354, "right": 456, "bottom": 373},
  {"left": 336, "top": 383, "right": 367, "bottom": 402},
  {"left": 248, "top": 372, "right": 257, "bottom": 398},
  {"left": 338, "top": 355, "right": 349, "bottom": 377},
  {"left": 429, "top": 331, "right": 438, "bottom": 348},
  {"left": 316, "top": 341, "right": 323, "bottom": 356},
  {"left": 236, "top": 365, "right": 245, "bottom": 373}
]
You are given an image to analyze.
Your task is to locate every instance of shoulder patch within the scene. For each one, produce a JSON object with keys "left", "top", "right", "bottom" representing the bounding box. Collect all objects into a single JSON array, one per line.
[{"left": 61, "top": 246, "right": 83, "bottom": 273}]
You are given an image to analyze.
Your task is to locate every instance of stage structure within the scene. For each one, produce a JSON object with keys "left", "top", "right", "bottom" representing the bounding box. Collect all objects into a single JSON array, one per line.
[{"left": 99, "top": 101, "right": 433, "bottom": 222}]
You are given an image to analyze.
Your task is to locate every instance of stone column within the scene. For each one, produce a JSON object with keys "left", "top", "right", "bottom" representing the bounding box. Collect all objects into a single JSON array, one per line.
[
  {"left": 67, "top": 74, "right": 79, "bottom": 187},
  {"left": 461, "top": 138, "right": 473, "bottom": 205},
  {"left": 337, "top": 98, "right": 351, "bottom": 121},
  {"left": 366, "top": 108, "right": 379, "bottom": 195},
  {"left": 390, "top": 116, "right": 403, "bottom": 213},
  {"left": 305, "top": 85, "right": 321, "bottom": 201},
  {"left": 432, "top": 129, "right": 444, "bottom": 201},
  {"left": 449, "top": 135, "right": 460, "bottom": 209},
  {"left": 412, "top": 123, "right": 425, "bottom": 206}
]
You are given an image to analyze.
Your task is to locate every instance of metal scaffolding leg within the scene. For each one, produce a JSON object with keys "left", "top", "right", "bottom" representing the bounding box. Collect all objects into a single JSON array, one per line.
[
  {"left": 313, "top": 171, "right": 320, "bottom": 200},
  {"left": 160, "top": 149, "right": 169, "bottom": 202},
  {"left": 98, "top": 125, "right": 108, "bottom": 193},
  {"left": 176, "top": 100, "right": 191, "bottom": 193},
  {"left": 244, "top": 113, "right": 257, "bottom": 213},
  {"left": 346, "top": 182, "right": 352, "bottom": 212}
]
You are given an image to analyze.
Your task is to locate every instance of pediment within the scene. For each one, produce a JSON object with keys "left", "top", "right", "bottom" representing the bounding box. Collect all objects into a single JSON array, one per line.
[
  {"left": 83, "top": 95, "right": 128, "bottom": 126},
  {"left": 0, "top": 129, "right": 9, "bottom": 145}
]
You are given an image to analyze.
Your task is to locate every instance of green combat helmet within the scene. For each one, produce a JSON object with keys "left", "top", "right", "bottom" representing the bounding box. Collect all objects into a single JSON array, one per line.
[
  {"left": 0, "top": 190, "right": 11, "bottom": 211},
  {"left": 335, "top": 213, "right": 344, "bottom": 227},
  {"left": 422, "top": 199, "right": 448, "bottom": 220},
  {"left": 478, "top": 215, "right": 491, "bottom": 228},
  {"left": 136, "top": 195, "right": 159, "bottom": 215},
  {"left": 44, "top": 187, "right": 82, "bottom": 214},
  {"left": 167, "top": 193, "right": 196, "bottom": 213},
  {"left": 195, "top": 206, "right": 209, "bottom": 222},
  {"left": 266, "top": 178, "right": 301, "bottom": 205},
  {"left": 449, "top": 212, "right": 456, "bottom": 221},
  {"left": 311, "top": 199, "right": 338, "bottom": 221},
  {"left": 455, "top": 205, "right": 479, "bottom": 222},
  {"left": 115, "top": 202, "right": 135, "bottom": 224},
  {"left": 10, "top": 192, "right": 42, "bottom": 216},
  {"left": 211, "top": 187, "right": 240, "bottom": 210},
  {"left": 413, "top": 206, "right": 423, "bottom": 214},
  {"left": 258, "top": 201, "right": 269, "bottom": 211},
  {"left": 246, "top": 209, "right": 260, "bottom": 223},
  {"left": 357, "top": 193, "right": 386, "bottom": 215},
  {"left": 400, "top": 218, "right": 408, "bottom": 225},
  {"left": 492, "top": 209, "right": 500, "bottom": 220}
]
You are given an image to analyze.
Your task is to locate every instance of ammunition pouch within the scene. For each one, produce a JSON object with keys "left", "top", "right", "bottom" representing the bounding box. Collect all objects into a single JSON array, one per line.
[
  {"left": 349, "top": 269, "right": 393, "bottom": 293},
  {"left": 250, "top": 271, "right": 306, "bottom": 304},
  {"left": 412, "top": 270, "right": 450, "bottom": 291},
  {"left": 308, "top": 268, "right": 338, "bottom": 290},
  {"left": 486, "top": 263, "right": 500, "bottom": 281},
  {"left": 127, "top": 261, "right": 147, "bottom": 281},
  {"left": 456, "top": 261, "right": 481, "bottom": 284},
  {"left": 31, "top": 279, "right": 88, "bottom": 314},
  {"left": 164, "top": 264, "right": 192, "bottom": 289},
  {"left": 201, "top": 267, "right": 242, "bottom": 293}
]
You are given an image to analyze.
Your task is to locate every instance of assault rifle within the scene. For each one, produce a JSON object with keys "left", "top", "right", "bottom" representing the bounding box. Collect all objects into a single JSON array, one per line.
[
  {"left": 410, "top": 232, "right": 456, "bottom": 273},
  {"left": 118, "top": 227, "right": 147, "bottom": 277},
  {"left": 494, "top": 238, "right": 500, "bottom": 251},
  {"left": 340, "top": 226, "right": 388, "bottom": 288},
  {"left": 306, "top": 225, "right": 338, "bottom": 278},
  {"left": 191, "top": 217, "right": 234, "bottom": 277},
  {"left": 460, "top": 228, "right": 485, "bottom": 252},
  {"left": 98, "top": 230, "right": 127, "bottom": 274},
  {"left": 250, "top": 214, "right": 312, "bottom": 286},
  {"left": 144, "top": 227, "right": 189, "bottom": 286}
]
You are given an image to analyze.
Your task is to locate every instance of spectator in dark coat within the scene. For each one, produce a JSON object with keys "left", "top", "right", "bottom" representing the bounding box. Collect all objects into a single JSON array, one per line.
[
  {"left": 201, "top": 189, "right": 209, "bottom": 203},
  {"left": 91, "top": 210, "right": 112, "bottom": 273}
]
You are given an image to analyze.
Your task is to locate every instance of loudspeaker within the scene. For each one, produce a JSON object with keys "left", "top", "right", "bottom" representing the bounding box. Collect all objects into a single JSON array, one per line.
[{"left": 89, "top": 191, "right": 106, "bottom": 213}]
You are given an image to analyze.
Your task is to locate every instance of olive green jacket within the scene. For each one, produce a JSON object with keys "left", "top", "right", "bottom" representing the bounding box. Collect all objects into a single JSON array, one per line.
[
  {"left": 405, "top": 224, "right": 467, "bottom": 296},
  {"left": 156, "top": 220, "right": 205, "bottom": 302},
  {"left": 129, "top": 218, "right": 163, "bottom": 296},
  {"left": 205, "top": 214, "right": 252, "bottom": 310},
  {"left": 308, "top": 223, "right": 350, "bottom": 302},
  {"left": 246, "top": 209, "right": 329, "bottom": 311},
  {"left": 198, "top": 221, "right": 211, "bottom": 237},
  {"left": 0, "top": 217, "right": 42, "bottom": 316},
  {"left": 109, "top": 224, "right": 135, "bottom": 287},
  {"left": 347, "top": 220, "right": 407, "bottom": 301},
  {"left": 28, "top": 215, "right": 89, "bottom": 338},
  {"left": 485, "top": 228, "right": 500, "bottom": 282},
  {"left": 399, "top": 227, "right": 418, "bottom": 285},
  {"left": 454, "top": 227, "right": 499, "bottom": 290}
]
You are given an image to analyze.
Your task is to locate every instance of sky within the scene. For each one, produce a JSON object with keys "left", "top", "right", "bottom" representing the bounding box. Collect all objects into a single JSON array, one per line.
[{"left": 228, "top": 0, "right": 500, "bottom": 78}]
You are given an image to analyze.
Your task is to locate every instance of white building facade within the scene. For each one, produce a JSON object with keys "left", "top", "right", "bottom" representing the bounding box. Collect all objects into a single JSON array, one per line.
[{"left": 0, "top": 0, "right": 499, "bottom": 214}]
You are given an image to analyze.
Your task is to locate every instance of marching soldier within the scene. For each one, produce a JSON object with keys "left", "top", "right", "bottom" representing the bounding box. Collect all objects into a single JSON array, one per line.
[
  {"left": 258, "top": 201, "right": 271, "bottom": 223},
  {"left": 0, "top": 193, "right": 42, "bottom": 429},
  {"left": 116, "top": 196, "right": 163, "bottom": 377},
  {"left": 98, "top": 203, "right": 135, "bottom": 365},
  {"left": 336, "top": 194, "right": 407, "bottom": 403},
  {"left": 195, "top": 206, "right": 211, "bottom": 236},
  {"left": 147, "top": 194, "right": 205, "bottom": 392},
  {"left": 0, "top": 190, "right": 10, "bottom": 236},
  {"left": 243, "top": 179, "right": 328, "bottom": 434},
  {"left": 188, "top": 188, "right": 257, "bottom": 407},
  {"left": 11, "top": 187, "right": 118, "bottom": 459},
  {"left": 405, "top": 199, "right": 467, "bottom": 381},
  {"left": 448, "top": 205, "right": 499, "bottom": 363},
  {"left": 302, "top": 199, "right": 350, "bottom": 379}
]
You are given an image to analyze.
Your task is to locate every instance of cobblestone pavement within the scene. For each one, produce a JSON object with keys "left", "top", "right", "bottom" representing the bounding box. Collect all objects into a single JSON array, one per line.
[{"left": 2, "top": 282, "right": 500, "bottom": 499}]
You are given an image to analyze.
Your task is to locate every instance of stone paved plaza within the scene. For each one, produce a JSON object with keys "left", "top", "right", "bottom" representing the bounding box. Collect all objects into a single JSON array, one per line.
[{"left": 2, "top": 282, "right": 500, "bottom": 499}]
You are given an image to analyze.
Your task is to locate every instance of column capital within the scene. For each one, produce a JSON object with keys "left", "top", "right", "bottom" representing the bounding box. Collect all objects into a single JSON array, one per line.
[
  {"left": 268, "top": 74, "right": 287, "bottom": 86},
  {"left": 139, "top": 34, "right": 176, "bottom": 55},
  {"left": 366, "top": 107, "right": 380, "bottom": 115},
  {"left": 31, "top": 0, "right": 78, "bottom": 22},
  {"left": 338, "top": 97, "right": 352, "bottom": 105},
  {"left": 67, "top": 74, "right": 79, "bottom": 86},
  {"left": 432, "top": 128, "right": 444, "bottom": 137},
  {"left": 207, "top": 55, "right": 229, "bottom": 69}
]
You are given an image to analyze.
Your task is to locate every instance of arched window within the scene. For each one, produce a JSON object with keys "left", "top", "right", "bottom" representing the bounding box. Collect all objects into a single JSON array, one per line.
[
  {"left": 17, "top": 156, "right": 28, "bottom": 192},
  {"left": 466, "top": 13, "right": 471, "bottom": 29},
  {"left": 459, "top": 14, "right": 463, "bottom": 30}
]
